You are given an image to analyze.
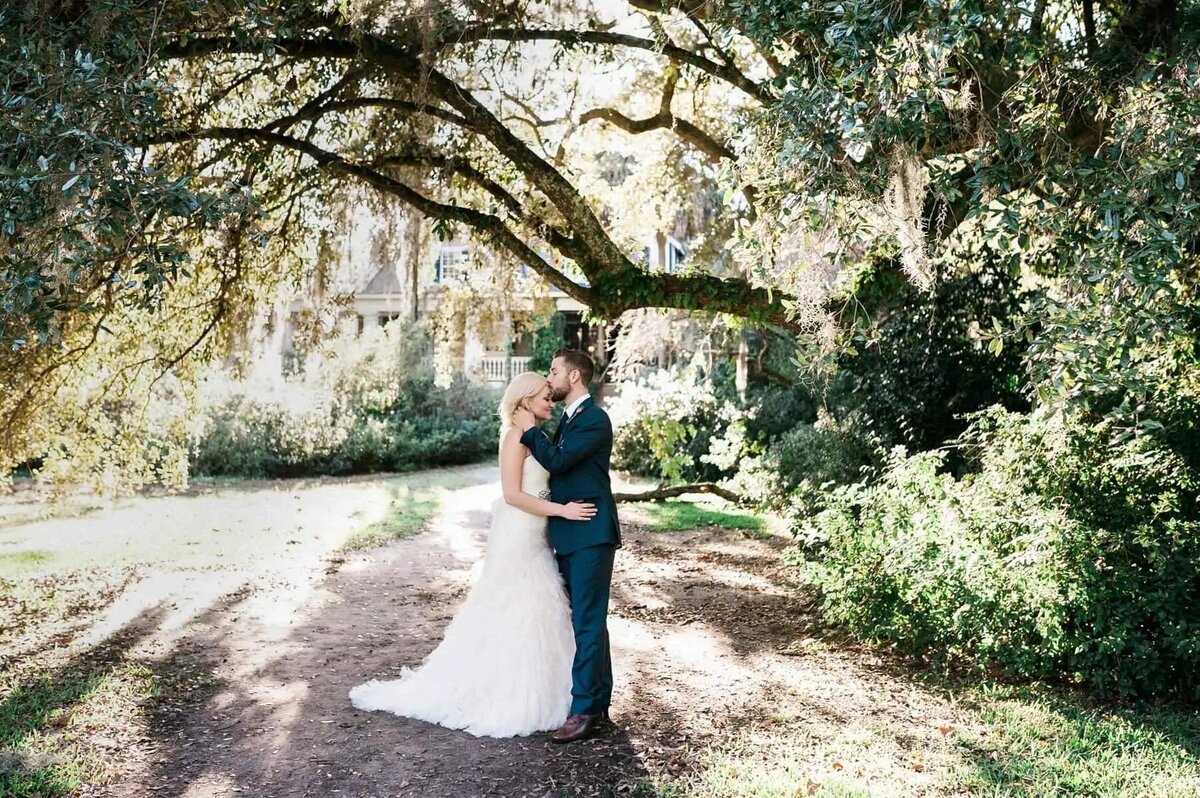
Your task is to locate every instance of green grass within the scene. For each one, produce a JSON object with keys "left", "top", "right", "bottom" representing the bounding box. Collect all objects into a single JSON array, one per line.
[
  {"left": 1, "top": 655, "right": 158, "bottom": 797},
  {"left": 340, "top": 482, "right": 443, "bottom": 551},
  {"left": 951, "top": 686, "right": 1200, "bottom": 798},
  {"left": 630, "top": 685, "right": 1200, "bottom": 798},
  {"left": 629, "top": 501, "right": 767, "bottom": 535},
  {"left": 629, "top": 723, "right": 898, "bottom": 797},
  {"left": 0, "top": 550, "right": 53, "bottom": 576}
]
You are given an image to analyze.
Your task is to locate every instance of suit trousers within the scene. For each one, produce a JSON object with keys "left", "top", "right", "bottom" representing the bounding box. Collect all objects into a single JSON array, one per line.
[{"left": 556, "top": 543, "right": 616, "bottom": 716}]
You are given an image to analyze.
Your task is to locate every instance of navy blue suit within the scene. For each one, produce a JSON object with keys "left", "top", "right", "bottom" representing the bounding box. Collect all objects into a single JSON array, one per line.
[{"left": 521, "top": 396, "right": 620, "bottom": 715}]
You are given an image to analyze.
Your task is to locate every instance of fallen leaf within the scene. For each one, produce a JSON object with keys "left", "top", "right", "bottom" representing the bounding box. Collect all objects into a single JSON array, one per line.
[
  {"left": 831, "top": 760, "right": 843, "bottom": 771},
  {"left": 937, "top": 725, "right": 956, "bottom": 736},
  {"left": 909, "top": 752, "right": 925, "bottom": 772}
]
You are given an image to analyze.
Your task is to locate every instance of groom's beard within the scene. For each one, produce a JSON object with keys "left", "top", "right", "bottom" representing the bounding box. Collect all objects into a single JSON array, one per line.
[{"left": 550, "top": 386, "right": 568, "bottom": 402}]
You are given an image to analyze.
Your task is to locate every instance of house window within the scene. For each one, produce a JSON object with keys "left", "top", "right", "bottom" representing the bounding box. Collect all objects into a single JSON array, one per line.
[
  {"left": 356, "top": 314, "right": 365, "bottom": 337},
  {"left": 378, "top": 312, "right": 401, "bottom": 327},
  {"left": 665, "top": 238, "right": 686, "bottom": 273},
  {"left": 434, "top": 245, "right": 470, "bottom": 283}
]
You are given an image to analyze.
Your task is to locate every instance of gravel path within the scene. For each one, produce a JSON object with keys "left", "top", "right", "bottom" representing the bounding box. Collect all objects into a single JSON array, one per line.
[{"left": 4, "top": 468, "right": 975, "bottom": 797}]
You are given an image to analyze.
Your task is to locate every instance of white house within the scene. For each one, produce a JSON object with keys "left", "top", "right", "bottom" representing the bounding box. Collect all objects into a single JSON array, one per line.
[{"left": 275, "top": 201, "right": 691, "bottom": 385}]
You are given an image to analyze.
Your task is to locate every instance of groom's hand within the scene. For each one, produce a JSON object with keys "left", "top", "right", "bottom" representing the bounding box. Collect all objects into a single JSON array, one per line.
[{"left": 513, "top": 407, "right": 537, "bottom": 431}]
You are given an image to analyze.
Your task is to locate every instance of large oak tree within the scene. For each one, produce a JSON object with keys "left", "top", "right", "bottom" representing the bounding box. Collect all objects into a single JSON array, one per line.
[{"left": 3, "top": 0, "right": 1198, "bottom": 485}]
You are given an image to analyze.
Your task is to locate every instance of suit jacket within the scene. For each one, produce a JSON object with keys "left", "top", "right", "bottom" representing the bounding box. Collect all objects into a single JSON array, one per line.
[{"left": 520, "top": 396, "right": 622, "bottom": 554}]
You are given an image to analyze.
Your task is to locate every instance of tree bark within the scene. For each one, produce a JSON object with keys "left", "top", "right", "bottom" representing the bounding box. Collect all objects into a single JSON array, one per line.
[{"left": 613, "top": 482, "right": 746, "bottom": 504}]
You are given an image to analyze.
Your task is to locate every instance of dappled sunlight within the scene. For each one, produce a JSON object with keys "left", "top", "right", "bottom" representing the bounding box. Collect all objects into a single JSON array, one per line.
[
  {"left": 9, "top": 466, "right": 1192, "bottom": 797},
  {"left": 79, "top": 572, "right": 241, "bottom": 652},
  {"left": 606, "top": 522, "right": 982, "bottom": 795},
  {"left": 177, "top": 771, "right": 240, "bottom": 797},
  {"left": 232, "top": 577, "right": 331, "bottom": 642}
]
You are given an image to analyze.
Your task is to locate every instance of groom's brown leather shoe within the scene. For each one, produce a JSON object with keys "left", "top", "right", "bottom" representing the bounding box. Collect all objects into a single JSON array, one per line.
[{"left": 552, "top": 713, "right": 600, "bottom": 743}]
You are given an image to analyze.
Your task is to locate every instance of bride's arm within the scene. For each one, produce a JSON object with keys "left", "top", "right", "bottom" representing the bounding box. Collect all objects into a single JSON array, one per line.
[{"left": 500, "top": 429, "right": 595, "bottom": 520}]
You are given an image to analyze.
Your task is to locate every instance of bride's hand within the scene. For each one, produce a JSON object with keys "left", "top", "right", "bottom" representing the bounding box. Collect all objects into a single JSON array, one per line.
[
  {"left": 512, "top": 407, "right": 537, "bottom": 431},
  {"left": 558, "top": 501, "right": 597, "bottom": 521}
]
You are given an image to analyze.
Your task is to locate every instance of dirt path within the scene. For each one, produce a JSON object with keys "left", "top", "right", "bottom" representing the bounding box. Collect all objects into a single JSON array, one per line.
[{"left": 63, "top": 471, "right": 972, "bottom": 798}]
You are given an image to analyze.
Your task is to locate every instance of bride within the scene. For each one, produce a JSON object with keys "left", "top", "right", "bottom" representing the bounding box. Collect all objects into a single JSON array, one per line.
[{"left": 348, "top": 372, "right": 595, "bottom": 737}]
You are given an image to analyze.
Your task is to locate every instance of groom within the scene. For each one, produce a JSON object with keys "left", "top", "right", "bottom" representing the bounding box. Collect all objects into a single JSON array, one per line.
[{"left": 519, "top": 348, "right": 621, "bottom": 743}]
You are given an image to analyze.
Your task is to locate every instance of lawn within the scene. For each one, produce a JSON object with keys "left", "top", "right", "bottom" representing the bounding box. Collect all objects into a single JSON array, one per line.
[{"left": 624, "top": 500, "right": 768, "bottom": 535}]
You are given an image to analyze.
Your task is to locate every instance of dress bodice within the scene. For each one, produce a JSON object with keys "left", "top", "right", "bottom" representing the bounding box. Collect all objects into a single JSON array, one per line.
[{"left": 522, "top": 455, "right": 550, "bottom": 499}]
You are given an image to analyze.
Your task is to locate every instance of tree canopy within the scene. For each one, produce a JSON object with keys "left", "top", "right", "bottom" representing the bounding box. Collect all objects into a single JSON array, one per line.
[{"left": 3, "top": 0, "right": 1199, "bottom": 485}]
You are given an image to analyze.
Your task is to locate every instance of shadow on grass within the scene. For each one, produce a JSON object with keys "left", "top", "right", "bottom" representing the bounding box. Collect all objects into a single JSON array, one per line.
[
  {"left": 0, "top": 604, "right": 168, "bottom": 796},
  {"left": 126, "top": 509, "right": 651, "bottom": 798},
  {"left": 613, "top": 523, "right": 825, "bottom": 658},
  {"left": 951, "top": 687, "right": 1200, "bottom": 797},
  {"left": 615, "top": 520, "right": 1200, "bottom": 797}
]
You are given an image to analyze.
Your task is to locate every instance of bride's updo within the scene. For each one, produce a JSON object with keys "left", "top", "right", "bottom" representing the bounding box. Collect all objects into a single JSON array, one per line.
[{"left": 498, "top": 371, "right": 549, "bottom": 435}]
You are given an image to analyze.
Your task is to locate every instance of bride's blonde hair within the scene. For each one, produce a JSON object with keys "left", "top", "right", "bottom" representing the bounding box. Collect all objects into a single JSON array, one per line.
[{"left": 498, "top": 371, "right": 549, "bottom": 436}]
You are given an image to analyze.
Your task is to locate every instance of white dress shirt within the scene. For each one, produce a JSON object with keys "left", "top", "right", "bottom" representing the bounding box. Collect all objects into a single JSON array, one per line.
[{"left": 563, "top": 394, "right": 588, "bottom": 421}]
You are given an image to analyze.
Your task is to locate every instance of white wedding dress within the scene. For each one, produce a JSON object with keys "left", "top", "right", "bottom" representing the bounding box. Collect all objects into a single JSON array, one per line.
[{"left": 348, "top": 455, "right": 574, "bottom": 737}]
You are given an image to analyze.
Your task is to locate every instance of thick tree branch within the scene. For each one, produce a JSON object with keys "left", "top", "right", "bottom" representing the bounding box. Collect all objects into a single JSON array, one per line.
[
  {"left": 371, "top": 150, "right": 580, "bottom": 256},
  {"left": 627, "top": 0, "right": 786, "bottom": 76},
  {"left": 444, "top": 27, "right": 769, "bottom": 102},
  {"left": 157, "top": 34, "right": 800, "bottom": 329},
  {"left": 579, "top": 108, "right": 735, "bottom": 162},
  {"left": 578, "top": 65, "right": 734, "bottom": 161},
  {"left": 1083, "top": 0, "right": 1097, "bottom": 54},
  {"left": 148, "top": 126, "right": 593, "bottom": 302},
  {"left": 589, "top": 266, "right": 799, "bottom": 331},
  {"left": 374, "top": 152, "right": 524, "bottom": 216},
  {"left": 613, "top": 482, "right": 746, "bottom": 504},
  {"left": 273, "top": 96, "right": 471, "bottom": 131},
  {"left": 161, "top": 33, "right": 630, "bottom": 279},
  {"left": 1031, "top": 0, "right": 1048, "bottom": 36},
  {"left": 264, "top": 68, "right": 364, "bottom": 132},
  {"left": 161, "top": 35, "right": 358, "bottom": 62}
]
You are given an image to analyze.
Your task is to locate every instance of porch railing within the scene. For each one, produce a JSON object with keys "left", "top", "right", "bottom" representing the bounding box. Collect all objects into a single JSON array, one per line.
[{"left": 479, "top": 355, "right": 533, "bottom": 384}]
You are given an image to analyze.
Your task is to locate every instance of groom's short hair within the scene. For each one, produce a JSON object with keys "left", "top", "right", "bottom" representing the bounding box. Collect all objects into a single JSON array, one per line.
[{"left": 553, "top": 348, "right": 594, "bottom": 385}]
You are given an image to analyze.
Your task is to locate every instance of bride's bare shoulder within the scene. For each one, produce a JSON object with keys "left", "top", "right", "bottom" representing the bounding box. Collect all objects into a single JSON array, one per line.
[{"left": 500, "top": 427, "right": 528, "bottom": 455}]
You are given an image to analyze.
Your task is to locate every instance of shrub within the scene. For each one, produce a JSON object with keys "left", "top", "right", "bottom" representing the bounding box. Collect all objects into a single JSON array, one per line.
[
  {"left": 742, "top": 381, "right": 818, "bottom": 443},
  {"left": 527, "top": 311, "right": 567, "bottom": 373},
  {"left": 610, "top": 366, "right": 736, "bottom": 483},
  {"left": 772, "top": 411, "right": 878, "bottom": 493},
  {"left": 190, "top": 391, "right": 350, "bottom": 478},
  {"left": 833, "top": 268, "right": 1030, "bottom": 456},
  {"left": 191, "top": 324, "right": 497, "bottom": 478},
  {"left": 191, "top": 375, "right": 497, "bottom": 479},
  {"left": 802, "top": 408, "right": 1200, "bottom": 699}
]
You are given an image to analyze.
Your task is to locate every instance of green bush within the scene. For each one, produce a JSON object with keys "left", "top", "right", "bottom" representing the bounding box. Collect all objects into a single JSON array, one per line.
[
  {"left": 802, "top": 408, "right": 1200, "bottom": 699},
  {"left": 527, "top": 311, "right": 567, "bottom": 373},
  {"left": 190, "top": 393, "right": 350, "bottom": 477},
  {"left": 833, "top": 268, "right": 1030, "bottom": 456},
  {"left": 742, "top": 381, "right": 818, "bottom": 443},
  {"left": 772, "top": 412, "right": 878, "bottom": 493},
  {"left": 800, "top": 448, "right": 1073, "bottom": 680},
  {"left": 610, "top": 366, "right": 734, "bottom": 483},
  {"left": 191, "top": 324, "right": 497, "bottom": 478},
  {"left": 191, "top": 375, "right": 496, "bottom": 478}
]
